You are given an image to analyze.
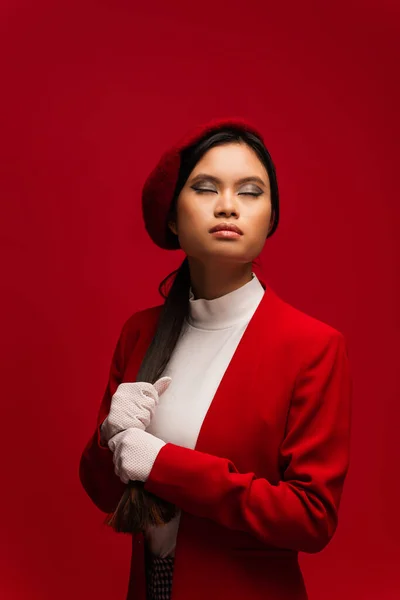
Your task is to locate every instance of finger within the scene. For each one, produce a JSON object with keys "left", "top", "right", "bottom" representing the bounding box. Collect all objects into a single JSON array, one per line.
[{"left": 153, "top": 376, "right": 172, "bottom": 397}]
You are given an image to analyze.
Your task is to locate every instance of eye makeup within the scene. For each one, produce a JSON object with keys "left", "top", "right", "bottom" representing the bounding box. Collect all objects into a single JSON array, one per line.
[
  {"left": 190, "top": 173, "right": 267, "bottom": 187},
  {"left": 191, "top": 186, "right": 263, "bottom": 197}
]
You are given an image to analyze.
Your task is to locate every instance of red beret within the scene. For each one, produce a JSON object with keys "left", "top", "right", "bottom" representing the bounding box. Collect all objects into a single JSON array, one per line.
[{"left": 141, "top": 116, "right": 269, "bottom": 250}]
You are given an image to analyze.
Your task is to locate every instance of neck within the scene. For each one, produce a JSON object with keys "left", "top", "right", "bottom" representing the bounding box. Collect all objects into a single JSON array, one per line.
[
  {"left": 187, "top": 257, "right": 254, "bottom": 300},
  {"left": 187, "top": 270, "right": 264, "bottom": 330}
]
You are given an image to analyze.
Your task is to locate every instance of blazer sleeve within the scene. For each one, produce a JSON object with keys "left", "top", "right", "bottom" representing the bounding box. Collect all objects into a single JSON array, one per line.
[
  {"left": 79, "top": 316, "right": 139, "bottom": 514},
  {"left": 144, "top": 331, "right": 353, "bottom": 554}
]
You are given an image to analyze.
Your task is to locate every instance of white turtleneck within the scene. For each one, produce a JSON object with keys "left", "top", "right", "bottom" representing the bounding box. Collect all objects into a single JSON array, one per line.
[{"left": 144, "top": 272, "right": 266, "bottom": 557}]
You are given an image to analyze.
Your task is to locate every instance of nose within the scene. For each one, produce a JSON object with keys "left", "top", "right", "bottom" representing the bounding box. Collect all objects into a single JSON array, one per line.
[{"left": 214, "top": 192, "right": 239, "bottom": 217}]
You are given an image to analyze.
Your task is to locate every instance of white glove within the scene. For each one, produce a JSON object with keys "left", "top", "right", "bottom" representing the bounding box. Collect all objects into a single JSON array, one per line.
[
  {"left": 100, "top": 376, "right": 172, "bottom": 446},
  {"left": 108, "top": 428, "right": 166, "bottom": 483}
]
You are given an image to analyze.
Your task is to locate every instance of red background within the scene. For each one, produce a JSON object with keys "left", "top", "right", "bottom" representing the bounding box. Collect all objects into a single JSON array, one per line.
[{"left": 1, "top": 1, "right": 399, "bottom": 598}]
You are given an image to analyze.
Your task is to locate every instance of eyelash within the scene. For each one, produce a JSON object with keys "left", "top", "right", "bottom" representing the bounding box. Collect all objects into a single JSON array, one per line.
[{"left": 192, "top": 187, "right": 262, "bottom": 197}]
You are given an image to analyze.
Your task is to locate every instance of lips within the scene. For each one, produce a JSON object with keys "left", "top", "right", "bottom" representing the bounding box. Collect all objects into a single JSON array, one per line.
[{"left": 209, "top": 223, "right": 243, "bottom": 235}]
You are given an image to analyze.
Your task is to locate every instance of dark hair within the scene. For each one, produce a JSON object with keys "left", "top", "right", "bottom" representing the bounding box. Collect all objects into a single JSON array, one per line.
[{"left": 136, "top": 126, "right": 280, "bottom": 386}]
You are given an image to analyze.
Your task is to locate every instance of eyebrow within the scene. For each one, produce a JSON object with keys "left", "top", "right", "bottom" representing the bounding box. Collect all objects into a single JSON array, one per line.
[{"left": 190, "top": 173, "right": 267, "bottom": 187}]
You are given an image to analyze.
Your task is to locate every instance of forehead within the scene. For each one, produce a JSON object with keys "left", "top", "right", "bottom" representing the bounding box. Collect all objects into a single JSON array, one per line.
[{"left": 190, "top": 142, "right": 267, "bottom": 179}]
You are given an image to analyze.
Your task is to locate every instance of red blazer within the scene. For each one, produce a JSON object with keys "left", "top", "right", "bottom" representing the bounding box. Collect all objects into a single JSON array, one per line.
[{"left": 79, "top": 276, "right": 352, "bottom": 600}]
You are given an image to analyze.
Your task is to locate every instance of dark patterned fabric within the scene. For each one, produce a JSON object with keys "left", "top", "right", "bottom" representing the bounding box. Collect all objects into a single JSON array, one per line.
[{"left": 146, "top": 555, "right": 175, "bottom": 600}]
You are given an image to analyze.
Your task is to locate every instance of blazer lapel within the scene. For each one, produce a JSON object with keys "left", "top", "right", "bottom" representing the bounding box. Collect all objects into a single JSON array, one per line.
[{"left": 193, "top": 279, "right": 281, "bottom": 457}]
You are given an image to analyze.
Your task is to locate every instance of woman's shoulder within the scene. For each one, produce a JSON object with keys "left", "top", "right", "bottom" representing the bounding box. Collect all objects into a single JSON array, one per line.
[
  {"left": 272, "top": 289, "right": 346, "bottom": 348},
  {"left": 120, "top": 302, "right": 164, "bottom": 335},
  {"left": 270, "top": 292, "right": 350, "bottom": 372}
]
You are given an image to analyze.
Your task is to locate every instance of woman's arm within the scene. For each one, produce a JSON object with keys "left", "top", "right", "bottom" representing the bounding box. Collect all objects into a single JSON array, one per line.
[
  {"left": 79, "top": 317, "right": 140, "bottom": 513},
  {"left": 144, "top": 332, "right": 352, "bottom": 554}
]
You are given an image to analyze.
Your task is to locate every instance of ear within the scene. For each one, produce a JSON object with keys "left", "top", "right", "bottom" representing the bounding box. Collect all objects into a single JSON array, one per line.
[
  {"left": 168, "top": 220, "right": 178, "bottom": 235},
  {"left": 267, "top": 213, "right": 275, "bottom": 234}
]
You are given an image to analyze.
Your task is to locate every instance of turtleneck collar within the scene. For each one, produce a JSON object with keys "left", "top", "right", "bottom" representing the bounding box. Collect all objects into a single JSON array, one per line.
[{"left": 186, "top": 272, "right": 266, "bottom": 330}]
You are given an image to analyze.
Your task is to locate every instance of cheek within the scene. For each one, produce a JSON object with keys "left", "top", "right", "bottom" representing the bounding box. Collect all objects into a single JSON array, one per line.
[
  {"left": 179, "top": 202, "right": 208, "bottom": 229},
  {"left": 256, "top": 205, "right": 272, "bottom": 233},
  {"left": 245, "top": 205, "right": 272, "bottom": 232}
]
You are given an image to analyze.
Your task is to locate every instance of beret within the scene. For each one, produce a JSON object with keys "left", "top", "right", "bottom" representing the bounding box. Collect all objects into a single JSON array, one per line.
[{"left": 141, "top": 116, "right": 273, "bottom": 250}]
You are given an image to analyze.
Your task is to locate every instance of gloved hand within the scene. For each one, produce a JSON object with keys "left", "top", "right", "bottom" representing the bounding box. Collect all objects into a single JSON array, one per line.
[
  {"left": 108, "top": 428, "right": 167, "bottom": 483},
  {"left": 100, "top": 376, "right": 172, "bottom": 446}
]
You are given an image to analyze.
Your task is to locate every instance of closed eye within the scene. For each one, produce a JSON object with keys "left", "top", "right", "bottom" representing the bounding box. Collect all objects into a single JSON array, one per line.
[
  {"left": 192, "top": 188, "right": 216, "bottom": 194},
  {"left": 192, "top": 187, "right": 262, "bottom": 197}
]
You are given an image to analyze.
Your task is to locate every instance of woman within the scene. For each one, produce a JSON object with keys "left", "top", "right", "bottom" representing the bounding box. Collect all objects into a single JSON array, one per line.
[{"left": 79, "top": 117, "right": 353, "bottom": 600}]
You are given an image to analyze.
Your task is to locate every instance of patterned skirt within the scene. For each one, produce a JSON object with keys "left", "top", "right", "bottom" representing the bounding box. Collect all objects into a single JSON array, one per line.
[{"left": 145, "top": 553, "right": 175, "bottom": 600}]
